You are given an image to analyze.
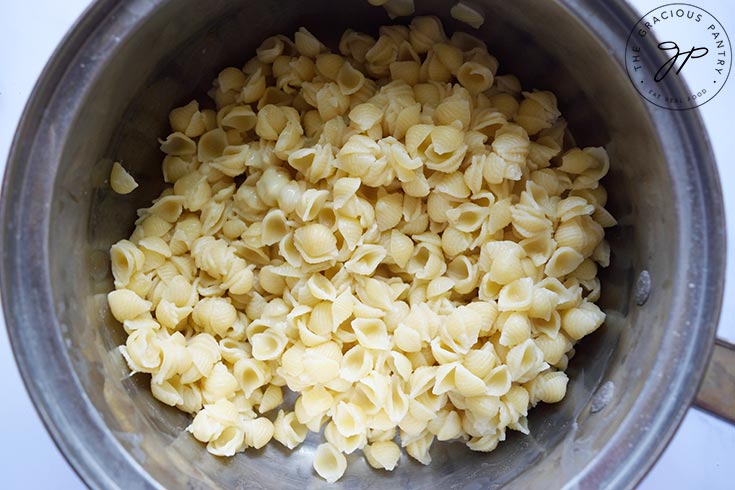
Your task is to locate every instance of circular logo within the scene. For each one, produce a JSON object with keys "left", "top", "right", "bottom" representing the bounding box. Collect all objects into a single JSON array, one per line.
[{"left": 625, "top": 3, "right": 732, "bottom": 110}]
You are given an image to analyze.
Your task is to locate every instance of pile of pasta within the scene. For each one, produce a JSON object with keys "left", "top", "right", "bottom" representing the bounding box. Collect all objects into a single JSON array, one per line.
[{"left": 107, "top": 16, "right": 614, "bottom": 483}]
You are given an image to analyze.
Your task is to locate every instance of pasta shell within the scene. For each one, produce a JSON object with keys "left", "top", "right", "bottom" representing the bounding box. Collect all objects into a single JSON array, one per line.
[
  {"left": 393, "top": 323, "right": 422, "bottom": 353},
  {"left": 497, "top": 277, "right": 534, "bottom": 311},
  {"left": 450, "top": 1, "right": 485, "bottom": 28},
  {"left": 430, "top": 410, "right": 462, "bottom": 441},
  {"left": 560, "top": 300, "right": 605, "bottom": 340},
  {"left": 110, "top": 240, "right": 145, "bottom": 287},
  {"left": 555, "top": 218, "right": 594, "bottom": 253},
  {"left": 332, "top": 177, "right": 362, "bottom": 209},
  {"left": 336, "top": 216, "right": 363, "bottom": 251},
  {"left": 532, "top": 371, "right": 569, "bottom": 404},
  {"left": 348, "top": 103, "right": 382, "bottom": 132},
  {"left": 446, "top": 202, "right": 488, "bottom": 232},
  {"left": 233, "top": 358, "right": 269, "bottom": 398},
  {"left": 454, "top": 364, "right": 487, "bottom": 397},
  {"left": 426, "top": 192, "right": 453, "bottom": 224},
  {"left": 294, "top": 224, "right": 338, "bottom": 264},
  {"left": 251, "top": 330, "right": 288, "bottom": 361},
  {"left": 534, "top": 334, "right": 571, "bottom": 365},
  {"left": 315, "top": 52, "right": 345, "bottom": 80},
  {"left": 352, "top": 318, "right": 390, "bottom": 350},
  {"left": 430, "top": 125, "right": 463, "bottom": 155},
  {"left": 273, "top": 410, "right": 307, "bottom": 449},
  {"left": 242, "top": 417, "right": 275, "bottom": 449},
  {"left": 484, "top": 365, "right": 512, "bottom": 396},
  {"left": 457, "top": 61, "right": 494, "bottom": 95},
  {"left": 340, "top": 345, "right": 373, "bottom": 382},
  {"left": 325, "top": 288, "right": 351, "bottom": 325},
  {"left": 498, "top": 312, "right": 531, "bottom": 346},
  {"left": 192, "top": 297, "right": 237, "bottom": 337},
  {"left": 433, "top": 43, "right": 463, "bottom": 73},
  {"left": 108, "top": 289, "right": 152, "bottom": 322},
  {"left": 375, "top": 193, "right": 403, "bottom": 231},
  {"left": 345, "top": 245, "right": 387, "bottom": 275},
  {"left": 593, "top": 205, "right": 617, "bottom": 228},
  {"left": 120, "top": 326, "right": 161, "bottom": 372},
  {"left": 503, "top": 385, "right": 530, "bottom": 417},
  {"left": 337, "top": 61, "right": 366, "bottom": 95},
  {"left": 363, "top": 440, "right": 401, "bottom": 471},
  {"left": 201, "top": 362, "right": 239, "bottom": 403},
  {"left": 526, "top": 286, "right": 558, "bottom": 321},
  {"left": 434, "top": 171, "right": 471, "bottom": 200},
  {"left": 592, "top": 239, "right": 611, "bottom": 268},
  {"left": 446, "top": 255, "right": 479, "bottom": 294},
  {"left": 407, "top": 243, "right": 446, "bottom": 280},
  {"left": 197, "top": 128, "right": 228, "bottom": 162},
  {"left": 298, "top": 385, "right": 334, "bottom": 422},
  {"left": 426, "top": 276, "right": 454, "bottom": 299},
  {"left": 304, "top": 273, "right": 334, "bottom": 302},
  {"left": 545, "top": 246, "right": 584, "bottom": 278},
  {"left": 519, "top": 232, "right": 556, "bottom": 268},
  {"left": 294, "top": 27, "right": 325, "bottom": 58},
  {"left": 303, "top": 352, "right": 340, "bottom": 385},
  {"left": 515, "top": 90, "right": 561, "bottom": 135},
  {"left": 332, "top": 402, "right": 367, "bottom": 438},
  {"left": 505, "top": 339, "right": 548, "bottom": 383},
  {"left": 532, "top": 310, "right": 562, "bottom": 338},
  {"left": 155, "top": 299, "right": 191, "bottom": 331},
  {"left": 431, "top": 338, "right": 461, "bottom": 366},
  {"left": 169, "top": 100, "right": 205, "bottom": 137},
  {"left": 463, "top": 346, "right": 496, "bottom": 379},
  {"left": 260, "top": 209, "right": 289, "bottom": 246},
  {"left": 140, "top": 214, "right": 173, "bottom": 238},
  {"left": 409, "top": 16, "right": 447, "bottom": 54},
  {"left": 110, "top": 162, "right": 138, "bottom": 195},
  {"left": 217, "top": 66, "right": 246, "bottom": 93},
  {"left": 160, "top": 132, "right": 196, "bottom": 156},
  {"left": 303, "top": 302, "right": 333, "bottom": 339},
  {"left": 405, "top": 431, "right": 433, "bottom": 464},
  {"left": 313, "top": 443, "right": 347, "bottom": 483},
  {"left": 440, "top": 227, "right": 471, "bottom": 258}
]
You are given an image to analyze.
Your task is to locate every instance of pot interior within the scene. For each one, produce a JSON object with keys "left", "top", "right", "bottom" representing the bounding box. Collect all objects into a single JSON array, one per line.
[{"left": 45, "top": 0, "right": 674, "bottom": 488}]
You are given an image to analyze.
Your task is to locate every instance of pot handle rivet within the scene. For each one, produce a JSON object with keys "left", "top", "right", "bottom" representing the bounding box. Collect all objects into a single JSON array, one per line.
[{"left": 634, "top": 270, "right": 651, "bottom": 306}]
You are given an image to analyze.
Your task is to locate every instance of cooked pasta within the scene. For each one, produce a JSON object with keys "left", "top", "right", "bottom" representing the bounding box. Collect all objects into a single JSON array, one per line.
[
  {"left": 313, "top": 442, "right": 348, "bottom": 483},
  {"left": 110, "top": 162, "right": 139, "bottom": 195},
  {"left": 109, "top": 16, "right": 613, "bottom": 483},
  {"left": 450, "top": 1, "right": 486, "bottom": 29}
]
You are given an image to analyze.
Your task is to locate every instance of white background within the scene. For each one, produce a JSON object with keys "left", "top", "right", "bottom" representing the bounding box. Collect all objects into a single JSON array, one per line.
[{"left": 0, "top": 0, "right": 733, "bottom": 488}]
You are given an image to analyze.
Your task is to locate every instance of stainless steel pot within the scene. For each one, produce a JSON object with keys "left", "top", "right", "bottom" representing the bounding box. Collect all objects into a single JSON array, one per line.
[{"left": 1, "top": 0, "right": 730, "bottom": 489}]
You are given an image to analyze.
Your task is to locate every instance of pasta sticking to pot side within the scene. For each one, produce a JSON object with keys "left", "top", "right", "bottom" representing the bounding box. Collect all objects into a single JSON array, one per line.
[{"left": 108, "top": 16, "right": 614, "bottom": 483}]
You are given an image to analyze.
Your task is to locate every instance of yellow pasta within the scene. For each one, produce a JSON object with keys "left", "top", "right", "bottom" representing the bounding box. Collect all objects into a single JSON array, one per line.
[
  {"left": 109, "top": 15, "right": 614, "bottom": 483},
  {"left": 108, "top": 289, "right": 152, "bottom": 322},
  {"left": 313, "top": 442, "right": 348, "bottom": 483},
  {"left": 450, "top": 1, "right": 486, "bottom": 29},
  {"left": 110, "top": 162, "right": 139, "bottom": 195}
]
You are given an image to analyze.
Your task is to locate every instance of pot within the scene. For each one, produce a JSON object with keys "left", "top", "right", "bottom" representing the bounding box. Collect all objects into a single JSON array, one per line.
[{"left": 1, "top": 0, "right": 730, "bottom": 489}]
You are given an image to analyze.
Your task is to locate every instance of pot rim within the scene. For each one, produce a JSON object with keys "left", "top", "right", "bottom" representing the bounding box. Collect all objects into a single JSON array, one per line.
[{"left": 0, "top": 0, "right": 726, "bottom": 489}]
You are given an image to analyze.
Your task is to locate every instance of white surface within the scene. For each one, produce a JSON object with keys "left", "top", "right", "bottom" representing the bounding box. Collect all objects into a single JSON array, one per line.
[{"left": 0, "top": 1, "right": 733, "bottom": 489}]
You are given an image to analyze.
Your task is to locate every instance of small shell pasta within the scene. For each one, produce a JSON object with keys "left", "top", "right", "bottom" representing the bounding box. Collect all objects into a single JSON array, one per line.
[
  {"left": 109, "top": 15, "right": 612, "bottom": 483},
  {"left": 108, "top": 289, "right": 152, "bottom": 322},
  {"left": 242, "top": 417, "right": 275, "bottom": 449},
  {"left": 457, "top": 61, "right": 494, "bottom": 94},
  {"left": 363, "top": 440, "right": 401, "bottom": 470},
  {"left": 528, "top": 370, "right": 569, "bottom": 404},
  {"left": 273, "top": 410, "right": 308, "bottom": 449},
  {"left": 313, "top": 442, "right": 348, "bottom": 483},
  {"left": 450, "top": 1, "right": 485, "bottom": 29},
  {"left": 110, "top": 162, "right": 139, "bottom": 194}
]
